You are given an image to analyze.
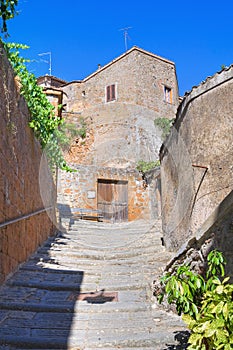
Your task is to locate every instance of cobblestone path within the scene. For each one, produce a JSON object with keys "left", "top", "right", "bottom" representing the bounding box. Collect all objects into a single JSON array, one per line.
[{"left": 0, "top": 219, "right": 188, "bottom": 349}]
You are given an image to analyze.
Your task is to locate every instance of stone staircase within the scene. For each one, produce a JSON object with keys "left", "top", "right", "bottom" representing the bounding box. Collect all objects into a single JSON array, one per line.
[{"left": 0, "top": 219, "right": 188, "bottom": 349}]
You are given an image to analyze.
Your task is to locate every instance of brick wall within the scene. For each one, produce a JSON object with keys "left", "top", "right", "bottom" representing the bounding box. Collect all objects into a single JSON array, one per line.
[
  {"left": 160, "top": 66, "right": 233, "bottom": 251},
  {"left": 0, "top": 43, "right": 56, "bottom": 284}
]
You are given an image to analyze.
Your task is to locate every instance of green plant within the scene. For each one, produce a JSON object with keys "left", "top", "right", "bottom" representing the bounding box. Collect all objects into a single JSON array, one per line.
[
  {"left": 154, "top": 117, "right": 174, "bottom": 140},
  {"left": 183, "top": 278, "right": 233, "bottom": 350},
  {"left": 158, "top": 264, "right": 205, "bottom": 318},
  {"left": 136, "top": 160, "right": 160, "bottom": 174},
  {"left": 76, "top": 116, "right": 87, "bottom": 139},
  {"left": 157, "top": 250, "right": 233, "bottom": 349},
  {"left": 3, "top": 41, "right": 73, "bottom": 172},
  {"left": 55, "top": 117, "right": 87, "bottom": 152}
]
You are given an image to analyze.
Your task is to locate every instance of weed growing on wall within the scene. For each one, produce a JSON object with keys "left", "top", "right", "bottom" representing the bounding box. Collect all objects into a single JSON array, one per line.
[
  {"left": 154, "top": 117, "right": 174, "bottom": 140},
  {"left": 157, "top": 250, "right": 233, "bottom": 349},
  {"left": 3, "top": 41, "right": 73, "bottom": 172},
  {"left": 136, "top": 160, "right": 160, "bottom": 174},
  {"left": 55, "top": 117, "right": 87, "bottom": 152}
]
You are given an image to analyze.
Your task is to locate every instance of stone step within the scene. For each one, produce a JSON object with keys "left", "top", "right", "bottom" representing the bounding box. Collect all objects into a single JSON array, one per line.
[
  {"left": 0, "top": 321, "right": 186, "bottom": 349},
  {"left": 67, "top": 220, "right": 160, "bottom": 230},
  {"left": 34, "top": 248, "right": 162, "bottom": 261},
  {"left": 6, "top": 280, "right": 147, "bottom": 292},
  {"left": 0, "top": 285, "right": 147, "bottom": 307},
  {"left": 19, "top": 262, "right": 162, "bottom": 277},
  {"left": 56, "top": 236, "right": 162, "bottom": 249},
  {"left": 15, "top": 269, "right": 147, "bottom": 284},
  {"left": 38, "top": 241, "right": 163, "bottom": 254},
  {"left": 0, "top": 311, "right": 183, "bottom": 331},
  {"left": 0, "top": 300, "right": 151, "bottom": 314},
  {"left": 54, "top": 229, "right": 162, "bottom": 237},
  {"left": 28, "top": 251, "right": 168, "bottom": 265},
  {"left": 5, "top": 270, "right": 149, "bottom": 292},
  {"left": 0, "top": 219, "right": 187, "bottom": 349},
  {"left": 0, "top": 347, "right": 180, "bottom": 350},
  {"left": 0, "top": 307, "right": 184, "bottom": 346}
]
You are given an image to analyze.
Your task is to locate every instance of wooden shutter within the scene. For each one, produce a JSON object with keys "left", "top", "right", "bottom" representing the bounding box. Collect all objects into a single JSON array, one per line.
[
  {"left": 106, "top": 85, "right": 111, "bottom": 102},
  {"left": 106, "top": 84, "right": 116, "bottom": 102},
  {"left": 111, "top": 84, "right": 115, "bottom": 100}
]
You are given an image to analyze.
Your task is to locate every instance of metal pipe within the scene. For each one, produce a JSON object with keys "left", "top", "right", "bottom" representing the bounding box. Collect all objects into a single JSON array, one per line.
[
  {"left": 0, "top": 206, "right": 53, "bottom": 229},
  {"left": 190, "top": 165, "right": 209, "bottom": 217},
  {"left": 192, "top": 164, "right": 208, "bottom": 169}
]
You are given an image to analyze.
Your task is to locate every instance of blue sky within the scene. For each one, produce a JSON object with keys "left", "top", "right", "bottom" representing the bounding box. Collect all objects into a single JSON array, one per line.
[{"left": 5, "top": 0, "right": 233, "bottom": 96}]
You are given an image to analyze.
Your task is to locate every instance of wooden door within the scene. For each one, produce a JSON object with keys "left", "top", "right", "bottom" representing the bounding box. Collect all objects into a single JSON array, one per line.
[{"left": 97, "top": 180, "right": 128, "bottom": 222}]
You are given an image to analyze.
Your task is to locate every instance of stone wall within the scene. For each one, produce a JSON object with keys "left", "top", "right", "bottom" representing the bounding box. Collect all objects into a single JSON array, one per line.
[
  {"left": 62, "top": 47, "right": 179, "bottom": 116},
  {"left": 61, "top": 47, "right": 179, "bottom": 168},
  {"left": 0, "top": 43, "right": 55, "bottom": 284},
  {"left": 57, "top": 47, "right": 179, "bottom": 220},
  {"left": 57, "top": 164, "right": 159, "bottom": 223},
  {"left": 164, "top": 190, "right": 233, "bottom": 279},
  {"left": 160, "top": 65, "right": 233, "bottom": 251}
]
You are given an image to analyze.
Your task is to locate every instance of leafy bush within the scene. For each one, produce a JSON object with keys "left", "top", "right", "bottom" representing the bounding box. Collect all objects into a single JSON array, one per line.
[{"left": 157, "top": 250, "right": 233, "bottom": 349}]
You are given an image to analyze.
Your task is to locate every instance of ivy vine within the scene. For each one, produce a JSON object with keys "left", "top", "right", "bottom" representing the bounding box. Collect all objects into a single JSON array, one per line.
[
  {"left": 0, "top": 0, "right": 18, "bottom": 34},
  {"left": 3, "top": 41, "right": 73, "bottom": 172}
]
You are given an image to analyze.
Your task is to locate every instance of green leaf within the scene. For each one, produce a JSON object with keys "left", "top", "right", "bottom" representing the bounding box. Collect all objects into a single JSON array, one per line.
[
  {"left": 222, "top": 277, "right": 230, "bottom": 284},
  {"left": 188, "top": 332, "right": 203, "bottom": 345},
  {"left": 204, "top": 327, "right": 216, "bottom": 337},
  {"left": 191, "top": 303, "right": 199, "bottom": 317},
  {"left": 211, "top": 301, "right": 224, "bottom": 315},
  {"left": 223, "top": 303, "right": 229, "bottom": 320},
  {"left": 216, "top": 285, "right": 224, "bottom": 294}
]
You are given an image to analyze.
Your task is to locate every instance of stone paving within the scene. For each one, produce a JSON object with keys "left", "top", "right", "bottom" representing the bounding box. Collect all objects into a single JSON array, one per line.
[{"left": 0, "top": 219, "right": 188, "bottom": 349}]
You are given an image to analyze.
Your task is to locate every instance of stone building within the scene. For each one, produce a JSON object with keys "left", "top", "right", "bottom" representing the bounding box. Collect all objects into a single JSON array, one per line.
[
  {"left": 39, "top": 46, "right": 180, "bottom": 222},
  {"left": 160, "top": 65, "right": 233, "bottom": 256},
  {"left": 37, "top": 76, "right": 67, "bottom": 118}
]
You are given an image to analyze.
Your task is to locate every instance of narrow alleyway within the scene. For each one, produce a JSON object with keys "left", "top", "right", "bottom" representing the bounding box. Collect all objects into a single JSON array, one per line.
[{"left": 0, "top": 219, "right": 187, "bottom": 349}]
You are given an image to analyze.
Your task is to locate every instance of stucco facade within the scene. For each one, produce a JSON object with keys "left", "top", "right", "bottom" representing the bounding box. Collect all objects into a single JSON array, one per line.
[{"left": 160, "top": 65, "right": 233, "bottom": 250}]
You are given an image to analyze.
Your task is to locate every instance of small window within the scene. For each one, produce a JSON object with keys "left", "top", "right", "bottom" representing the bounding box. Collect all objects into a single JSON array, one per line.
[
  {"left": 164, "top": 86, "right": 172, "bottom": 104},
  {"left": 106, "top": 84, "right": 116, "bottom": 102}
]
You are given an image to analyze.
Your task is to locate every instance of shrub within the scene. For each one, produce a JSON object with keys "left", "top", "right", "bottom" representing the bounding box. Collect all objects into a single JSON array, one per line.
[{"left": 157, "top": 250, "right": 233, "bottom": 349}]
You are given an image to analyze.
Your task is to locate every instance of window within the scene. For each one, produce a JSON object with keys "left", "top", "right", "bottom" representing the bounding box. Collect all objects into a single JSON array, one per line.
[
  {"left": 164, "top": 86, "right": 172, "bottom": 104},
  {"left": 106, "top": 84, "right": 116, "bottom": 102}
]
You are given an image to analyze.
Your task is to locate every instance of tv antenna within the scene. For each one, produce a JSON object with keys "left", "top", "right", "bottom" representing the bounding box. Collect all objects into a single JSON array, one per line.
[
  {"left": 119, "top": 27, "right": 132, "bottom": 51},
  {"left": 38, "top": 52, "right": 52, "bottom": 76}
]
